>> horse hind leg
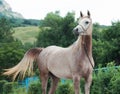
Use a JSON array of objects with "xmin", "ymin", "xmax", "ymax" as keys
[{"xmin": 48, "ymin": 73, "xmax": 60, "ymax": 94}]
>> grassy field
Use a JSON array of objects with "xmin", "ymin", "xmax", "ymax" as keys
[{"xmin": 13, "ymin": 26, "xmax": 40, "ymax": 44}]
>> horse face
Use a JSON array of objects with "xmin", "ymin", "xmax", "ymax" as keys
[{"xmin": 73, "ymin": 11, "xmax": 92, "ymax": 36}]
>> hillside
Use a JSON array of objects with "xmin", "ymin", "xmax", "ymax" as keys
[
  {"xmin": 0, "ymin": 0, "xmax": 23, "ymax": 19},
  {"xmin": 13, "ymin": 26, "xmax": 40, "ymax": 44},
  {"xmin": 0, "ymin": 0, "xmax": 41, "ymax": 27}
]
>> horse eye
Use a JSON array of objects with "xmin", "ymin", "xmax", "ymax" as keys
[{"xmin": 85, "ymin": 21, "xmax": 89, "ymax": 24}]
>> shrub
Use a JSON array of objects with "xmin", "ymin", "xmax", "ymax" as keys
[
  {"xmin": 80, "ymin": 78, "xmax": 85, "ymax": 94},
  {"xmin": 3, "ymin": 82, "xmax": 18, "ymax": 94},
  {"xmin": 110, "ymin": 77, "xmax": 120, "ymax": 94},
  {"xmin": 57, "ymin": 83, "xmax": 74, "ymax": 94},
  {"xmin": 91, "ymin": 62, "xmax": 120, "ymax": 94},
  {"xmin": 28, "ymin": 81, "xmax": 42, "ymax": 94},
  {"xmin": 13, "ymin": 87, "xmax": 26, "ymax": 94},
  {"xmin": 0, "ymin": 80, "xmax": 7, "ymax": 93}
]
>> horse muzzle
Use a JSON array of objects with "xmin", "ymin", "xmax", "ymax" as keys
[{"xmin": 73, "ymin": 25, "xmax": 84, "ymax": 36}]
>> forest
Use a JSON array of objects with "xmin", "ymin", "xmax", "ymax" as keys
[{"xmin": 0, "ymin": 11, "xmax": 120, "ymax": 94}]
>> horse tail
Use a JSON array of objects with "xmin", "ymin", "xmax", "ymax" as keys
[{"xmin": 3, "ymin": 48, "xmax": 43, "ymax": 81}]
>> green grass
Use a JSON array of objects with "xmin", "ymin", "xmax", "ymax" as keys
[
  {"xmin": 12, "ymin": 87, "xmax": 27, "ymax": 94},
  {"xmin": 13, "ymin": 26, "xmax": 40, "ymax": 44}
]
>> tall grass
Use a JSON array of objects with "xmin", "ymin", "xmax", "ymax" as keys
[
  {"xmin": 12, "ymin": 87, "xmax": 26, "ymax": 94},
  {"xmin": 13, "ymin": 26, "xmax": 40, "ymax": 44}
]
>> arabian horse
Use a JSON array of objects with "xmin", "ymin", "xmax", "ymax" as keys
[{"xmin": 3, "ymin": 11, "xmax": 94, "ymax": 94}]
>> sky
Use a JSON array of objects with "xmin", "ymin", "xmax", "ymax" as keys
[{"xmin": 6, "ymin": 0, "xmax": 120, "ymax": 25}]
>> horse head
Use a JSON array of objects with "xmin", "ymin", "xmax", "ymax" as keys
[{"xmin": 73, "ymin": 11, "xmax": 92, "ymax": 36}]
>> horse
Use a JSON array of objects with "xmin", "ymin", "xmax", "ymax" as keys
[{"xmin": 3, "ymin": 11, "xmax": 94, "ymax": 94}]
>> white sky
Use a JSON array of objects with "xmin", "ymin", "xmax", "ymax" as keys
[{"xmin": 6, "ymin": 0, "xmax": 120, "ymax": 25}]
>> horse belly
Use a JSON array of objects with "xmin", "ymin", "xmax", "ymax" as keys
[{"xmin": 48, "ymin": 62, "xmax": 72, "ymax": 79}]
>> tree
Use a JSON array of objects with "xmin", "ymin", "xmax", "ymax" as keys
[
  {"xmin": 0, "ymin": 18, "xmax": 25, "ymax": 80},
  {"xmin": 0, "ymin": 18, "xmax": 14, "ymax": 42},
  {"xmin": 92, "ymin": 23, "xmax": 108, "ymax": 66},
  {"xmin": 36, "ymin": 12, "xmax": 76, "ymax": 47},
  {"xmin": 40, "ymin": 11, "xmax": 63, "ymax": 28},
  {"xmin": 60, "ymin": 12, "xmax": 76, "ymax": 47},
  {"xmin": 0, "ymin": 42, "xmax": 25, "ymax": 80},
  {"xmin": 102, "ymin": 21, "xmax": 120, "ymax": 65},
  {"xmin": 92, "ymin": 21, "xmax": 120, "ymax": 66},
  {"xmin": 92, "ymin": 23, "xmax": 103, "ymax": 40}
]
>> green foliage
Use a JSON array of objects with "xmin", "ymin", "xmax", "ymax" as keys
[
  {"xmin": 0, "ymin": 42, "xmax": 25, "ymax": 80},
  {"xmin": 12, "ymin": 87, "xmax": 26, "ymax": 94},
  {"xmin": 92, "ymin": 21, "xmax": 120, "ymax": 66},
  {"xmin": 102, "ymin": 22, "xmax": 120, "ymax": 64},
  {"xmin": 0, "ymin": 80, "xmax": 26, "ymax": 94},
  {"xmin": 9, "ymin": 18, "xmax": 25, "ymax": 27},
  {"xmin": 91, "ymin": 62, "xmax": 120, "ymax": 94},
  {"xmin": 60, "ymin": 12, "xmax": 76, "ymax": 47},
  {"xmin": 27, "ymin": 79, "xmax": 74, "ymax": 94},
  {"xmin": 1, "ymin": 62, "xmax": 120, "ymax": 94},
  {"xmin": 110, "ymin": 76, "xmax": 120, "ymax": 94},
  {"xmin": 0, "ymin": 18, "xmax": 14, "ymax": 42},
  {"xmin": 28, "ymin": 81, "xmax": 42, "ymax": 94},
  {"xmin": 0, "ymin": 80, "xmax": 7, "ymax": 93},
  {"xmin": 92, "ymin": 39, "xmax": 110, "ymax": 66},
  {"xmin": 9, "ymin": 18, "xmax": 40, "ymax": 27},
  {"xmin": 41, "ymin": 11, "xmax": 62, "ymax": 28},
  {"xmin": 23, "ymin": 19, "xmax": 40, "ymax": 26},
  {"xmin": 36, "ymin": 12, "xmax": 76, "ymax": 47},
  {"xmin": 57, "ymin": 83, "xmax": 74, "ymax": 94},
  {"xmin": 0, "ymin": 17, "xmax": 26, "ymax": 80},
  {"xmin": 92, "ymin": 23, "xmax": 103, "ymax": 40},
  {"xmin": 3, "ymin": 82, "xmax": 18, "ymax": 94}
]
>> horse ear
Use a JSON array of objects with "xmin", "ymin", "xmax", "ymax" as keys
[
  {"xmin": 87, "ymin": 10, "xmax": 90, "ymax": 17},
  {"xmin": 80, "ymin": 11, "xmax": 83, "ymax": 18}
]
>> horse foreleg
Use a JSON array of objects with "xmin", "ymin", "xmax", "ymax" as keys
[
  {"xmin": 84, "ymin": 74, "xmax": 92, "ymax": 94},
  {"xmin": 73, "ymin": 75, "xmax": 81, "ymax": 94},
  {"xmin": 40, "ymin": 72, "xmax": 49, "ymax": 94},
  {"xmin": 48, "ymin": 74, "xmax": 60, "ymax": 94}
]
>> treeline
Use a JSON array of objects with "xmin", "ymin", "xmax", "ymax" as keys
[{"xmin": 0, "ymin": 17, "xmax": 41, "ymax": 27}]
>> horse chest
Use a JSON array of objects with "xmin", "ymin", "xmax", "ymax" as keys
[{"xmin": 70, "ymin": 57, "xmax": 91, "ymax": 77}]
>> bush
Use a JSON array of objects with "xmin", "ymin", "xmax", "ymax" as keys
[
  {"xmin": 109, "ymin": 67, "xmax": 120, "ymax": 94},
  {"xmin": 28, "ymin": 81, "xmax": 42, "ymax": 94},
  {"xmin": 3, "ymin": 82, "xmax": 18, "ymax": 94},
  {"xmin": 0, "ymin": 80, "xmax": 7, "ymax": 93},
  {"xmin": 110, "ymin": 77, "xmax": 120, "ymax": 94},
  {"xmin": 91, "ymin": 62, "xmax": 120, "ymax": 94},
  {"xmin": 4, "ymin": 62, "xmax": 120, "ymax": 94},
  {"xmin": 28, "ymin": 79, "xmax": 74, "ymax": 94},
  {"xmin": 57, "ymin": 83, "xmax": 74, "ymax": 94},
  {"xmin": 13, "ymin": 87, "xmax": 26, "ymax": 94},
  {"xmin": 3, "ymin": 82, "xmax": 13, "ymax": 94}
]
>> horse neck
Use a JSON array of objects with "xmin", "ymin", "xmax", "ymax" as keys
[
  {"xmin": 81, "ymin": 35, "xmax": 92, "ymax": 55},
  {"xmin": 72, "ymin": 34, "xmax": 92, "ymax": 55}
]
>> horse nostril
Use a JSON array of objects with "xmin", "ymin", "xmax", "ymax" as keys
[
  {"xmin": 73, "ymin": 28, "xmax": 79, "ymax": 36},
  {"xmin": 73, "ymin": 28, "xmax": 78, "ymax": 32}
]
